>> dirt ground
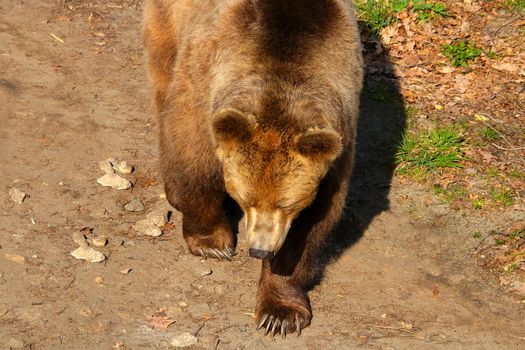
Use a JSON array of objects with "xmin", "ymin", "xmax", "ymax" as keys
[{"xmin": 1, "ymin": 1, "xmax": 524, "ymax": 349}]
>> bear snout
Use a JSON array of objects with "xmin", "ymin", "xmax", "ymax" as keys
[
  {"xmin": 245, "ymin": 208, "xmax": 292, "ymax": 258},
  {"xmin": 248, "ymin": 248, "xmax": 275, "ymax": 260}
]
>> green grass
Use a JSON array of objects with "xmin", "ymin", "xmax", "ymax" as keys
[
  {"xmin": 480, "ymin": 126, "xmax": 501, "ymax": 141},
  {"xmin": 486, "ymin": 167, "xmax": 499, "ymax": 180},
  {"xmin": 405, "ymin": 106, "xmax": 418, "ymax": 119},
  {"xmin": 491, "ymin": 188, "xmax": 515, "ymax": 206},
  {"xmin": 442, "ymin": 40, "xmax": 482, "ymax": 67},
  {"xmin": 507, "ymin": 0, "xmax": 525, "ymax": 10},
  {"xmin": 433, "ymin": 184, "xmax": 467, "ymax": 203},
  {"xmin": 472, "ymin": 198, "xmax": 485, "ymax": 209},
  {"xmin": 506, "ymin": 262, "xmax": 518, "ymax": 273},
  {"xmin": 355, "ymin": 0, "xmax": 399, "ymax": 34},
  {"xmin": 509, "ymin": 169, "xmax": 525, "ymax": 179},
  {"xmin": 472, "ymin": 231, "xmax": 482, "ymax": 239},
  {"xmin": 509, "ymin": 230, "xmax": 524, "ymax": 239},
  {"xmin": 396, "ymin": 126, "xmax": 465, "ymax": 179},
  {"xmin": 413, "ymin": 1, "xmax": 448, "ymax": 21},
  {"xmin": 495, "ymin": 238, "xmax": 506, "ymax": 246},
  {"xmin": 355, "ymin": 0, "xmax": 448, "ymax": 34}
]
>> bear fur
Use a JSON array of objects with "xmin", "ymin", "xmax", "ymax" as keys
[{"xmin": 144, "ymin": 0, "xmax": 363, "ymax": 336}]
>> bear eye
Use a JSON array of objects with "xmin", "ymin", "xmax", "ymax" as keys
[{"xmin": 277, "ymin": 200, "xmax": 296, "ymax": 211}]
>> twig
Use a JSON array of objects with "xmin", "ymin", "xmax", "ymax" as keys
[
  {"xmin": 475, "ymin": 114, "xmax": 525, "ymax": 163},
  {"xmin": 50, "ymin": 33, "xmax": 64, "ymax": 43},
  {"xmin": 194, "ymin": 322, "xmax": 206, "ymax": 337},
  {"xmin": 63, "ymin": 276, "xmax": 76, "ymax": 290},
  {"xmin": 369, "ymin": 325, "xmax": 418, "ymax": 333},
  {"xmin": 491, "ymin": 143, "xmax": 525, "ymax": 151}
]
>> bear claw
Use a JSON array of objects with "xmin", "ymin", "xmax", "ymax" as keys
[
  {"xmin": 257, "ymin": 312, "xmax": 306, "ymax": 337},
  {"xmin": 196, "ymin": 247, "xmax": 235, "ymax": 261}
]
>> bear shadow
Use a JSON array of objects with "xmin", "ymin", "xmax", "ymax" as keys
[
  {"xmin": 314, "ymin": 31, "xmax": 408, "ymax": 285},
  {"xmin": 224, "ymin": 30, "xmax": 407, "ymax": 288}
]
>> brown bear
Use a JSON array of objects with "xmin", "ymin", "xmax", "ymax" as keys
[{"xmin": 144, "ymin": 0, "xmax": 363, "ymax": 337}]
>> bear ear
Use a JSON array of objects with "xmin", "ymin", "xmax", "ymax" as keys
[
  {"xmin": 296, "ymin": 128, "xmax": 343, "ymax": 161},
  {"xmin": 212, "ymin": 108, "xmax": 255, "ymax": 144}
]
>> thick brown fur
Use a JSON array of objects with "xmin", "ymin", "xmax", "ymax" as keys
[{"xmin": 144, "ymin": 0, "xmax": 363, "ymax": 336}]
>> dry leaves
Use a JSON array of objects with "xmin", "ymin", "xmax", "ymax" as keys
[{"xmin": 144, "ymin": 309, "xmax": 175, "ymax": 330}]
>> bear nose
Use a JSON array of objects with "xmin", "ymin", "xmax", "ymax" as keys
[{"xmin": 249, "ymin": 248, "xmax": 274, "ymax": 260}]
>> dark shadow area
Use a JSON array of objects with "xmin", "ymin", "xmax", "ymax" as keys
[{"xmin": 317, "ymin": 29, "xmax": 408, "ymax": 280}]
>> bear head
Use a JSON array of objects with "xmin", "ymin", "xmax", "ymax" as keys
[{"xmin": 212, "ymin": 107, "xmax": 342, "ymax": 259}]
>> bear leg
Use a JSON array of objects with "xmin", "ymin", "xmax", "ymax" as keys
[
  {"xmin": 164, "ymin": 175, "xmax": 235, "ymax": 261},
  {"xmin": 255, "ymin": 152, "xmax": 352, "ymax": 336},
  {"xmin": 255, "ymin": 262, "xmax": 312, "ymax": 337}
]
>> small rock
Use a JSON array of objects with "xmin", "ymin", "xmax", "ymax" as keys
[
  {"xmin": 124, "ymin": 198, "xmax": 144, "ymax": 212},
  {"xmin": 9, "ymin": 188, "xmax": 26, "ymax": 204},
  {"xmin": 95, "ymin": 276, "xmax": 104, "ymax": 285},
  {"xmin": 178, "ymin": 302, "xmax": 188, "ymax": 307},
  {"xmin": 134, "ymin": 219, "xmax": 163, "ymax": 237},
  {"xmin": 144, "ymin": 226, "xmax": 163, "ymax": 237},
  {"xmin": 91, "ymin": 236, "xmax": 108, "ymax": 247},
  {"xmin": 4, "ymin": 253, "xmax": 26, "ymax": 264},
  {"xmin": 71, "ymin": 246, "xmax": 106, "ymax": 263},
  {"xmin": 113, "ymin": 160, "xmax": 133, "ymax": 174},
  {"xmin": 170, "ymin": 333, "xmax": 198, "ymax": 348},
  {"xmin": 72, "ymin": 232, "xmax": 88, "ymax": 246},
  {"xmin": 98, "ymin": 158, "xmax": 116, "ymax": 174},
  {"xmin": 434, "ymin": 104, "xmax": 444, "ymax": 111},
  {"xmin": 119, "ymin": 268, "xmax": 132, "ymax": 275},
  {"xmin": 146, "ymin": 210, "xmax": 169, "ymax": 228},
  {"xmin": 97, "ymin": 173, "xmax": 132, "ymax": 190}
]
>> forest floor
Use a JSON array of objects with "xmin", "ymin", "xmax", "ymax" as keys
[{"xmin": 1, "ymin": 0, "xmax": 524, "ymax": 349}]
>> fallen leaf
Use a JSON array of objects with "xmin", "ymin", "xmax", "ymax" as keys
[{"xmin": 144, "ymin": 314, "xmax": 175, "ymax": 330}]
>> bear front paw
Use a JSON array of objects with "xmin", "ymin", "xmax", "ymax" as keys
[
  {"xmin": 185, "ymin": 232, "xmax": 235, "ymax": 261},
  {"xmin": 256, "ymin": 292, "xmax": 312, "ymax": 337}
]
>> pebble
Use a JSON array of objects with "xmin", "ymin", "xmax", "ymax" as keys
[
  {"xmin": 124, "ymin": 197, "xmax": 144, "ymax": 212},
  {"xmin": 72, "ymin": 232, "xmax": 87, "ymax": 246},
  {"xmin": 8, "ymin": 188, "xmax": 26, "ymax": 204},
  {"xmin": 98, "ymin": 158, "xmax": 115, "ymax": 174},
  {"xmin": 91, "ymin": 236, "xmax": 108, "ymax": 247},
  {"xmin": 134, "ymin": 219, "xmax": 163, "ymax": 237},
  {"xmin": 170, "ymin": 333, "xmax": 198, "ymax": 348},
  {"xmin": 146, "ymin": 210, "xmax": 169, "ymax": 228},
  {"xmin": 144, "ymin": 226, "xmax": 163, "ymax": 237},
  {"xmin": 95, "ymin": 276, "xmax": 104, "ymax": 285},
  {"xmin": 71, "ymin": 246, "xmax": 106, "ymax": 263},
  {"xmin": 97, "ymin": 173, "xmax": 132, "ymax": 190},
  {"xmin": 113, "ymin": 160, "xmax": 133, "ymax": 174}
]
